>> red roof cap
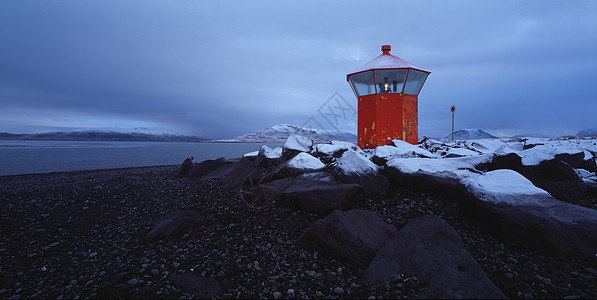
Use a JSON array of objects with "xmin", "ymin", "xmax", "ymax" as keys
[{"xmin": 347, "ymin": 45, "xmax": 430, "ymax": 80}]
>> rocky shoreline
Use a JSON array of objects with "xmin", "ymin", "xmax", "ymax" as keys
[{"xmin": 1, "ymin": 163, "xmax": 596, "ymax": 299}]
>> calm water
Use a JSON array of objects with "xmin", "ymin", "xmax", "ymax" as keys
[{"xmin": 0, "ymin": 140, "xmax": 280, "ymax": 176}]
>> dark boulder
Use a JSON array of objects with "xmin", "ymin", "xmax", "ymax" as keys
[
  {"xmin": 364, "ymin": 215, "xmax": 506, "ymax": 299},
  {"xmin": 201, "ymin": 158, "xmax": 257, "ymax": 188},
  {"xmin": 169, "ymin": 274, "xmax": 222, "ymax": 299},
  {"xmin": 334, "ymin": 171, "xmax": 389, "ymax": 199},
  {"xmin": 144, "ymin": 210, "xmax": 204, "ymax": 241},
  {"xmin": 460, "ymin": 191, "xmax": 597, "ymax": 257},
  {"xmin": 384, "ymin": 163, "xmax": 465, "ymax": 199},
  {"xmin": 188, "ymin": 157, "xmax": 230, "ymax": 178},
  {"xmin": 241, "ymin": 177, "xmax": 293, "ymax": 207},
  {"xmin": 175, "ymin": 157, "xmax": 194, "ymax": 178},
  {"xmin": 282, "ymin": 172, "xmax": 362, "ymax": 215},
  {"xmin": 297, "ymin": 209, "xmax": 397, "ymax": 268},
  {"xmin": 555, "ymin": 152, "xmax": 585, "ymax": 168},
  {"xmin": 476, "ymin": 153, "xmax": 522, "ymax": 172},
  {"xmin": 521, "ymin": 158, "xmax": 586, "ymax": 201},
  {"xmin": 580, "ymin": 156, "xmax": 597, "ymax": 173}
]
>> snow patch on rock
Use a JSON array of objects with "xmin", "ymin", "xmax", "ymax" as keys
[
  {"xmin": 333, "ymin": 150, "xmax": 378, "ymax": 175},
  {"xmin": 386, "ymin": 155, "xmax": 492, "ymax": 180},
  {"xmin": 259, "ymin": 145, "xmax": 283, "ymax": 159},
  {"xmin": 287, "ymin": 152, "xmax": 325, "ymax": 170},
  {"xmin": 283, "ymin": 134, "xmax": 313, "ymax": 153},
  {"xmin": 461, "ymin": 169, "xmax": 552, "ymax": 206}
]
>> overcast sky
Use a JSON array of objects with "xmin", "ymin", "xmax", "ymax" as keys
[{"xmin": 1, "ymin": 0, "xmax": 596, "ymax": 139}]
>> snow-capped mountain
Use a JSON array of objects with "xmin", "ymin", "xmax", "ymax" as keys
[
  {"xmin": 442, "ymin": 129, "xmax": 497, "ymax": 140},
  {"xmin": 577, "ymin": 128, "xmax": 597, "ymax": 137},
  {"xmin": 0, "ymin": 127, "xmax": 205, "ymax": 142},
  {"xmin": 221, "ymin": 124, "xmax": 357, "ymax": 143}
]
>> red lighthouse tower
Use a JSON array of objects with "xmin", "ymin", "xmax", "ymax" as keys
[{"xmin": 347, "ymin": 45, "xmax": 430, "ymax": 149}]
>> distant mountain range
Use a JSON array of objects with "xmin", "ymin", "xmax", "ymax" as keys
[
  {"xmin": 577, "ymin": 128, "xmax": 597, "ymax": 137},
  {"xmin": 440, "ymin": 128, "xmax": 597, "ymax": 140},
  {"xmin": 442, "ymin": 129, "xmax": 497, "ymax": 140},
  {"xmin": 0, "ymin": 127, "xmax": 205, "ymax": 142},
  {"xmin": 216, "ymin": 124, "xmax": 357, "ymax": 143}
]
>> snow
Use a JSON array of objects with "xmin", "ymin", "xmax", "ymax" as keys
[
  {"xmin": 386, "ymin": 155, "xmax": 492, "ymax": 180},
  {"xmin": 330, "ymin": 140, "xmax": 360, "ymax": 150},
  {"xmin": 283, "ymin": 134, "xmax": 313, "ymax": 152},
  {"xmin": 332, "ymin": 149, "xmax": 378, "ymax": 175},
  {"xmin": 575, "ymin": 168, "xmax": 595, "ymax": 179},
  {"xmin": 312, "ymin": 143, "xmax": 349, "ymax": 156},
  {"xmin": 520, "ymin": 144, "xmax": 588, "ymax": 166},
  {"xmin": 465, "ymin": 139, "xmax": 510, "ymax": 154},
  {"xmin": 390, "ymin": 140, "xmax": 435, "ymax": 157},
  {"xmin": 443, "ymin": 147, "xmax": 480, "ymax": 157},
  {"xmin": 375, "ymin": 144, "xmax": 435, "ymax": 161},
  {"xmin": 243, "ymin": 151, "xmax": 259, "ymax": 158},
  {"xmin": 461, "ymin": 169, "xmax": 552, "ymax": 206},
  {"xmin": 259, "ymin": 145, "xmax": 282, "ymax": 159},
  {"xmin": 287, "ymin": 152, "xmax": 325, "ymax": 170}
]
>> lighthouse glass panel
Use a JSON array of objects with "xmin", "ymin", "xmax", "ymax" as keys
[
  {"xmin": 374, "ymin": 69, "xmax": 407, "ymax": 94},
  {"xmin": 404, "ymin": 70, "xmax": 429, "ymax": 95},
  {"xmin": 349, "ymin": 71, "xmax": 375, "ymax": 96}
]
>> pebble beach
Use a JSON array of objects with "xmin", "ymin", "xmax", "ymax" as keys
[{"xmin": 1, "ymin": 165, "xmax": 596, "ymax": 299}]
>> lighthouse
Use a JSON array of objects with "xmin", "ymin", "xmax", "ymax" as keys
[{"xmin": 347, "ymin": 45, "xmax": 430, "ymax": 149}]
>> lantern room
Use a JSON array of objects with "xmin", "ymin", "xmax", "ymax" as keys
[{"xmin": 347, "ymin": 45, "xmax": 430, "ymax": 149}]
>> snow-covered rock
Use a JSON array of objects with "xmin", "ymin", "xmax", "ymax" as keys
[
  {"xmin": 461, "ymin": 170, "xmax": 552, "ymax": 206},
  {"xmin": 283, "ymin": 134, "xmax": 313, "ymax": 153},
  {"xmin": 286, "ymin": 152, "xmax": 325, "ymax": 171},
  {"xmin": 520, "ymin": 144, "xmax": 589, "ymax": 166},
  {"xmin": 254, "ymin": 145, "xmax": 284, "ymax": 168},
  {"xmin": 442, "ymin": 147, "xmax": 480, "ymax": 158},
  {"xmin": 242, "ymin": 151, "xmax": 259, "ymax": 159},
  {"xmin": 332, "ymin": 150, "xmax": 378, "ymax": 175},
  {"xmin": 386, "ymin": 155, "xmax": 492, "ymax": 181},
  {"xmin": 312, "ymin": 143, "xmax": 349, "ymax": 157}
]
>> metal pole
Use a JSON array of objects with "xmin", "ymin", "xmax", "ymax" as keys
[{"xmin": 451, "ymin": 106, "xmax": 455, "ymax": 141}]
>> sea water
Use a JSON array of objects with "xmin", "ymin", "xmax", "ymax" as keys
[{"xmin": 0, "ymin": 140, "xmax": 280, "ymax": 176}]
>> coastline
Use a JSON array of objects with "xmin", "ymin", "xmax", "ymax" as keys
[{"xmin": 0, "ymin": 165, "xmax": 596, "ymax": 299}]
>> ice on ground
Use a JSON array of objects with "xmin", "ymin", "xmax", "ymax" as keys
[
  {"xmin": 287, "ymin": 152, "xmax": 325, "ymax": 170},
  {"xmin": 332, "ymin": 149, "xmax": 378, "ymax": 175},
  {"xmin": 259, "ymin": 145, "xmax": 283, "ymax": 159},
  {"xmin": 461, "ymin": 169, "xmax": 551, "ymax": 206},
  {"xmin": 283, "ymin": 134, "xmax": 313, "ymax": 152}
]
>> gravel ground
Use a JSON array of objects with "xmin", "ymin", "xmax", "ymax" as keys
[{"xmin": 0, "ymin": 165, "xmax": 595, "ymax": 299}]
